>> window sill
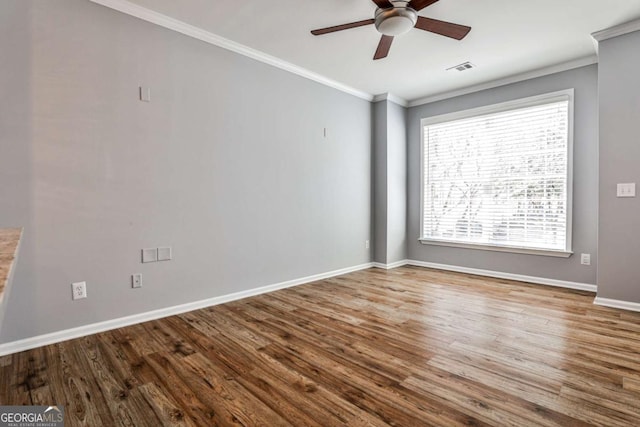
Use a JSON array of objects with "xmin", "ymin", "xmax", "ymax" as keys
[{"xmin": 418, "ymin": 238, "xmax": 573, "ymax": 258}]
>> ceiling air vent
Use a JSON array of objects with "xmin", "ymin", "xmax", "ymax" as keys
[{"xmin": 447, "ymin": 62, "xmax": 475, "ymax": 72}]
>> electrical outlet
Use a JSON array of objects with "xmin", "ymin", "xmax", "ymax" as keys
[
  {"xmin": 365, "ymin": 240, "xmax": 370, "ymax": 249},
  {"xmin": 71, "ymin": 281, "xmax": 87, "ymax": 300},
  {"xmin": 581, "ymin": 253, "xmax": 591, "ymax": 266},
  {"xmin": 132, "ymin": 273, "xmax": 142, "ymax": 288}
]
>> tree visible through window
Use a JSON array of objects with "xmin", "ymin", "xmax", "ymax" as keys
[{"xmin": 421, "ymin": 91, "xmax": 572, "ymax": 255}]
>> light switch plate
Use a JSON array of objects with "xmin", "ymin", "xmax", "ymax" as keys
[
  {"xmin": 580, "ymin": 253, "xmax": 591, "ymax": 266},
  {"xmin": 617, "ymin": 183, "xmax": 636, "ymax": 198},
  {"xmin": 139, "ymin": 86, "xmax": 151, "ymax": 102},
  {"xmin": 142, "ymin": 248, "xmax": 158, "ymax": 263},
  {"xmin": 157, "ymin": 247, "xmax": 172, "ymax": 261}
]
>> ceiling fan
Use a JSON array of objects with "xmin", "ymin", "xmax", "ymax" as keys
[{"xmin": 310, "ymin": 0, "xmax": 471, "ymax": 60}]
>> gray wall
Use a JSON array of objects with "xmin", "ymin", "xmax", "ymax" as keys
[
  {"xmin": 407, "ymin": 65, "xmax": 599, "ymax": 284},
  {"xmin": 598, "ymin": 30, "xmax": 640, "ymax": 301},
  {"xmin": 0, "ymin": 1, "xmax": 32, "ymax": 329},
  {"xmin": 373, "ymin": 101, "xmax": 388, "ymax": 263},
  {"xmin": 386, "ymin": 101, "xmax": 407, "ymax": 264},
  {"xmin": 0, "ymin": 0, "xmax": 372, "ymax": 342},
  {"xmin": 372, "ymin": 100, "xmax": 407, "ymax": 264}
]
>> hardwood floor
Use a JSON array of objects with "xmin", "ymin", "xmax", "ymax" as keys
[{"xmin": 2, "ymin": 266, "xmax": 640, "ymax": 426}]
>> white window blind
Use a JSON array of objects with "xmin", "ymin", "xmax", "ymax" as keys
[{"xmin": 421, "ymin": 92, "xmax": 572, "ymax": 255}]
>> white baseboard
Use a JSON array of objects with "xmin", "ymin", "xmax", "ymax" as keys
[
  {"xmin": 593, "ymin": 297, "xmax": 640, "ymax": 313},
  {"xmin": 0, "ymin": 259, "xmax": 601, "ymax": 356},
  {"xmin": 372, "ymin": 260, "xmax": 409, "ymax": 270},
  {"xmin": 0, "ymin": 262, "xmax": 374, "ymax": 357},
  {"xmin": 405, "ymin": 260, "xmax": 597, "ymax": 293}
]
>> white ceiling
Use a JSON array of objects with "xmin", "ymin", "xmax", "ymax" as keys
[{"xmin": 122, "ymin": 0, "xmax": 640, "ymax": 102}]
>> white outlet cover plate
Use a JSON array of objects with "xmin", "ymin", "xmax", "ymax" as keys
[
  {"xmin": 158, "ymin": 247, "xmax": 172, "ymax": 261},
  {"xmin": 72, "ymin": 281, "xmax": 87, "ymax": 300},
  {"xmin": 132, "ymin": 273, "xmax": 142, "ymax": 288},
  {"xmin": 142, "ymin": 248, "xmax": 158, "ymax": 263}
]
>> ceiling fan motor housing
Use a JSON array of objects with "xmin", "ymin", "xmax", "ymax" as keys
[{"xmin": 374, "ymin": 1, "xmax": 418, "ymax": 36}]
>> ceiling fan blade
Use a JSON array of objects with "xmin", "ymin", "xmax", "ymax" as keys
[
  {"xmin": 371, "ymin": 0, "xmax": 394, "ymax": 9},
  {"xmin": 414, "ymin": 16, "xmax": 471, "ymax": 40},
  {"xmin": 374, "ymin": 35, "xmax": 394, "ymax": 60},
  {"xmin": 407, "ymin": 0, "xmax": 439, "ymax": 11},
  {"xmin": 311, "ymin": 19, "xmax": 375, "ymax": 36}
]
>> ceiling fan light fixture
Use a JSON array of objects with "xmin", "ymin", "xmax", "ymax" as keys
[
  {"xmin": 309, "ymin": 0, "xmax": 471, "ymax": 61},
  {"xmin": 374, "ymin": 5, "xmax": 418, "ymax": 36}
]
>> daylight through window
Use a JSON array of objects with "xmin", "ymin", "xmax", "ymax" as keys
[{"xmin": 421, "ymin": 91, "xmax": 573, "ymax": 256}]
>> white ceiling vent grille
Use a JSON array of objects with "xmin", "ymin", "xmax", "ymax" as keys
[{"xmin": 447, "ymin": 62, "xmax": 475, "ymax": 72}]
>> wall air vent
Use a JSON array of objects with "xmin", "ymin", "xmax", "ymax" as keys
[{"xmin": 447, "ymin": 62, "xmax": 475, "ymax": 72}]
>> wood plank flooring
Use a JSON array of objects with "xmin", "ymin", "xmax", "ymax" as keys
[{"xmin": 2, "ymin": 266, "xmax": 640, "ymax": 426}]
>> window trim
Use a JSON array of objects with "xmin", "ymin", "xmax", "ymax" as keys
[{"xmin": 419, "ymin": 89, "xmax": 574, "ymax": 257}]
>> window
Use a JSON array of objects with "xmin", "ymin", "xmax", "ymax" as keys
[{"xmin": 420, "ymin": 90, "xmax": 573, "ymax": 257}]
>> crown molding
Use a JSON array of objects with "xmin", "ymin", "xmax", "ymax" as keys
[
  {"xmin": 372, "ymin": 93, "xmax": 409, "ymax": 107},
  {"xmin": 87, "ymin": 0, "xmax": 609, "ymax": 109},
  {"xmin": 408, "ymin": 55, "xmax": 598, "ymax": 107},
  {"xmin": 89, "ymin": 0, "xmax": 374, "ymax": 102},
  {"xmin": 592, "ymin": 19, "xmax": 640, "ymax": 42}
]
